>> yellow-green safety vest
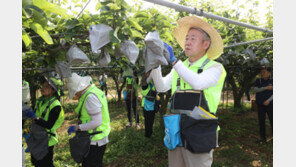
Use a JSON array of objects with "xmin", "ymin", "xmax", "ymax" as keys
[
  {"xmin": 74, "ymin": 84, "xmax": 111, "ymax": 141},
  {"xmin": 141, "ymin": 81, "xmax": 156, "ymax": 107},
  {"xmin": 125, "ymin": 77, "xmax": 138, "ymax": 96},
  {"xmin": 34, "ymin": 96, "xmax": 65, "ymax": 147},
  {"xmin": 171, "ymin": 55, "xmax": 227, "ymax": 114}
]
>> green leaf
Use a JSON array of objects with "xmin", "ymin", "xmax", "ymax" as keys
[
  {"xmin": 135, "ymin": 12, "xmax": 148, "ymax": 18},
  {"xmin": 26, "ymin": 5, "xmax": 48, "ymax": 27},
  {"xmin": 30, "ymin": 22, "xmax": 53, "ymax": 44},
  {"xmin": 23, "ymin": 0, "xmax": 33, "ymax": 7},
  {"xmin": 130, "ymin": 29, "xmax": 142, "ymax": 38},
  {"xmin": 33, "ymin": 0, "xmax": 70, "ymax": 18},
  {"xmin": 161, "ymin": 20, "xmax": 172, "ymax": 28},
  {"xmin": 65, "ymin": 19, "xmax": 79, "ymax": 29},
  {"xmin": 22, "ymin": 29, "xmax": 32, "ymax": 47},
  {"xmin": 127, "ymin": 18, "xmax": 143, "ymax": 31},
  {"xmin": 24, "ymin": 5, "xmax": 47, "ymax": 20},
  {"xmin": 109, "ymin": 30, "xmax": 119, "ymax": 44},
  {"xmin": 164, "ymin": 31, "xmax": 173, "ymax": 42},
  {"xmin": 109, "ymin": 3, "xmax": 120, "ymax": 10},
  {"xmin": 23, "ymin": 8, "xmax": 33, "ymax": 18},
  {"xmin": 75, "ymin": 4, "xmax": 83, "ymax": 8},
  {"xmin": 101, "ymin": 1, "xmax": 112, "ymax": 6},
  {"xmin": 95, "ymin": 2, "xmax": 102, "ymax": 11},
  {"xmin": 100, "ymin": 5, "xmax": 110, "ymax": 12}
]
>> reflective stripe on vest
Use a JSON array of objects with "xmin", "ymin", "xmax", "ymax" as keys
[
  {"xmin": 74, "ymin": 84, "xmax": 111, "ymax": 141},
  {"xmin": 35, "ymin": 96, "xmax": 65, "ymax": 147},
  {"xmin": 171, "ymin": 55, "xmax": 226, "ymax": 114},
  {"xmin": 141, "ymin": 81, "xmax": 156, "ymax": 107}
]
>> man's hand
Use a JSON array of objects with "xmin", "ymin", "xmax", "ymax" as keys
[
  {"xmin": 163, "ymin": 42, "xmax": 177, "ymax": 64},
  {"xmin": 265, "ymin": 85, "xmax": 273, "ymax": 90},
  {"xmin": 263, "ymin": 100, "xmax": 270, "ymax": 106}
]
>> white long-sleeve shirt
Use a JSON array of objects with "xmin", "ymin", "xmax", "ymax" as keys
[
  {"xmin": 78, "ymin": 89, "xmax": 109, "ymax": 146},
  {"xmin": 150, "ymin": 59, "xmax": 223, "ymax": 92}
]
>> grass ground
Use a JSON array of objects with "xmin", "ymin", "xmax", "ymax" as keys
[{"xmin": 23, "ymin": 100, "xmax": 273, "ymax": 167}]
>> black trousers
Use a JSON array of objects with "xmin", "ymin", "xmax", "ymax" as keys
[
  {"xmin": 31, "ymin": 146, "xmax": 54, "ymax": 167},
  {"xmin": 257, "ymin": 103, "xmax": 273, "ymax": 140},
  {"xmin": 143, "ymin": 109, "xmax": 156, "ymax": 138},
  {"xmin": 125, "ymin": 98, "xmax": 139, "ymax": 123},
  {"xmin": 100, "ymin": 84, "xmax": 107, "ymax": 96},
  {"xmin": 82, "ymin": 144, "xmax": 107, "ymax": 167}
]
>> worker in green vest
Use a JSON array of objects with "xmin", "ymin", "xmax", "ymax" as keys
[
  {"xmin": 147, "ymin": 16, "xmax": 226, "ymax": 167},
  {"xmin": 123, "ymin": 74, "xmax": 139, "ymax": 127},
  {"xmin": 66, "ymin": 73, "xmax": 111, "ymax": 167},
  {"xmin": 24, "ymin": 76, "xmax": 64, "ymax": 167},
  {"xmin": 141, "ymin": 72, "xmax": 159, "ymax": 138},
  {"xmin": 22, "ymin": 80, "xmax": 31, "ymax": 167}
]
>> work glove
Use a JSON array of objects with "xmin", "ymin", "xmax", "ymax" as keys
[
  {"xmin": 163, "ymin": 42, "xmax": 177, "ymax": 64},
  {"xmin": 67, "ymin": 126, "xmax": 77, "ymax": 135},
  {"xmin": 25, "ymin": 110, "xmax": 36, "ymax": 119}
]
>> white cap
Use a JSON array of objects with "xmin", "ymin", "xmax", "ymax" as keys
[{"xmin": 66, "ymin": 73, "xmax": 92, "ymax": 99}]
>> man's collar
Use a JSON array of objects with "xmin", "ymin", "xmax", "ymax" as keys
[{"xmin": 185, "ymin": 54, "xmax": 208, "ymax": 67}]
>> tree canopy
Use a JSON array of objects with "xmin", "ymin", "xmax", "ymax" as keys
[{"xmin": 22, "ymin": 0, "xmax": 273, "ymax": 109}]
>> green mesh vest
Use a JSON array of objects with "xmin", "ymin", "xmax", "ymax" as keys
[
  {"xmin": 74, "ymin": 84, "xmax": 111, "ymax": 141},
  {"xmin": 171, "ymin": 55, "xmax": 226, "ymax": 114},
  {"xmin": 34, "ymin": 96, "xmax": 65, "ymax": 147},
  {"xmin": 125, "ymin": 77, "xmax": 138, "ymax": 96},
  {"xmin": 141, "ymin": 81, "xmax": 156, "ymax": 107}
]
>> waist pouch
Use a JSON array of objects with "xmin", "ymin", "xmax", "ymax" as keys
[
  {"xmin": 163, "ymin": 114, "xmax": 183, "ymax": 150},
  {"xmin": 123, "ymin": 90, "xmax": 127, "ymax": 100},
  {"xmin": 170, "ymin": 90, "xmax": 209, "ymax": 115},
  {"xmin": 144, "ymin": 98, "xmax": 155, "ymax": 111},
  {"xmin": 26, "ymin": 123, "xmax": 49, "ymax": 160},
  {"xmin": 180, "ymin": 114, "xmax": 218, "ymax": 153},
  {"xmin": 69, "ymin": 131, "xmax": 102, "ymax": 163}
]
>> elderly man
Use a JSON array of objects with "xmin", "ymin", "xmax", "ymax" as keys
[
  {"xmin": 148, "ymin": 16, "xmax": 226, "ymax": 167},
  {"xmin": 66, "ymin": 73, "xmax": 111, "ymax": 167}
]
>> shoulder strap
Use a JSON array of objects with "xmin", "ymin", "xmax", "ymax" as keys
[
  {"xmin": 41, "ymin": 98, "xmax": 57, "ymax": 119},
  {"xmin": 177, "ymin": 58, "xmax": 210, "ymax": 89},
  {"xmin": 197, "ymin": 58, "xmax": 210, "ymax": 74}
]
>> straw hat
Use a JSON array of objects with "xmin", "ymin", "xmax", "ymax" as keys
[{"xmin": 173, "ymin": 16, "xmax": 223, "ymax": 60}]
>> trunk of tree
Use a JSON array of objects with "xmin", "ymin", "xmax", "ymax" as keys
[
  {"xmin": 111, "ymin": 74, "xmax": 125, "ymax": 105},
  {"xmin": 226, "ymin": 67, "xmax": 261, "ymax": 110},
  {"xmin": 30, "ymin": 85, "xmax": 37, "ymax": 108}
]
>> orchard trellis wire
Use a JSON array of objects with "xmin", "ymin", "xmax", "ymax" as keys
[
  {"xmin": 23, "ymin": 0, "xmax": 273, "ymax": 110},
  {"xmin": 142, "ymin": 0, "xmax": 273, "ymax": 34}
]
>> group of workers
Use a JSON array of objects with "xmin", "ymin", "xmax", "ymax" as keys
[{"xmin": 22, "ymin": 15, "xmax": 272, "ymax": 167}]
